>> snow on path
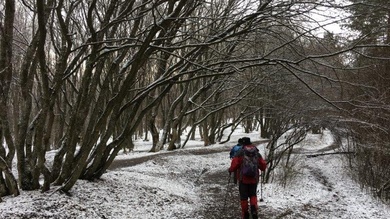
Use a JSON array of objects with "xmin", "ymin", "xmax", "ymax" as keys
[{"xmin": 260, "ymin": 131, "xmax": 390, "ymax": 219}]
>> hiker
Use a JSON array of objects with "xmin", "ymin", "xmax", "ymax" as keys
[
  {"xmin": 230, "ymin": 138, "xmax": 243, "ymax": 159},
  {"xmin": 228, "ymin": 137, "xmax": 267, "ymax": 219},
  {"xmin": 229, "ymin": 138, "xmax": 243, "ymax": 184}
]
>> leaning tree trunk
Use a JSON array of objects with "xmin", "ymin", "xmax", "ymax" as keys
[
  {"xmin": 0, "ymin": 157, "xmax": 19, "ymax": 197},
  {"xmin": 149, "ymin": 114, "xmax": 160, "ymax": 150}
]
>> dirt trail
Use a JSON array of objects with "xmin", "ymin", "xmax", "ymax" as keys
[{"xmin": 194, "ymin": 168, "xmax": 281, "ymax": 219}]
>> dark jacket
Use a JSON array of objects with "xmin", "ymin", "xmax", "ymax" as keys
[{"xmin": 228, "ymin": 144, "xmax": 267, "ymax": 184}]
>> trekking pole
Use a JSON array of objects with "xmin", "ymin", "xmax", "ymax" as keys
[
  {"xmin": 260, "ymin": 173, "xmax": 264, "ymax": 202},
  {"xmin": 222, "ymin": 172, "xmax": 232, "ymax": 213}
]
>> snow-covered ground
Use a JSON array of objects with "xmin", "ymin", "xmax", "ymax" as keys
[
  {"xmin": 261, "ymin": 131, "xmax": 390, "ymax": 218},
  {"xmin": 1, "ymin": 129, "xmax": 390, "ymax": 218}
]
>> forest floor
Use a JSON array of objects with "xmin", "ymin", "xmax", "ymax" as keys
[
  {"xmin": 2, "ymin": 136, "xmax": 389, "ymax": 219},
  {"xmin": 107, "ymin": 139, "xmax": 390, "ymax": 219},
  {"xmin": 106, "ymin": 140, "xmax": 317, "ymax": 219},
  {"xmin": 108, "ymin": 146, "xmax": 243, "ymax": 218},
  {"xmin": 107, "ymin": 141, "xmax": 271, "ymax": 218}
]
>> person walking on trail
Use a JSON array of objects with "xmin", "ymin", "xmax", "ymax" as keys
[
  {"xmin": 230, "ymin": 138, "xmax": 243, "ymax": 159},
  {"xmin": 228, "ymin": 137, "xmax": 267, "ymax": 219},
  {"xmin": 229, "ymin": 138, "xmax": 244, "ymax": 184}
]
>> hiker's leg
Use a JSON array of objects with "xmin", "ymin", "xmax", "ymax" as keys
[
  {"xmin": 249, "ymin": 196, "xmax": 258, "ymax": 209},
  {"xmin": 240, "ymin": 200, "xmax": 249, "ymax": 219},
  {"xmin": 248, "ymin": 184, "xmax": 258, "ymax": 218},
  {"xmin": 250, "ymin": 197, "xmax": 258, "ymax": 219},
  {"xmin": 239, "ymin": 182, "xmax": 250, "ymax": 219}
]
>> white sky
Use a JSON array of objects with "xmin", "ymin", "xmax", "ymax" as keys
[{"xmin": 306, "ymin": 0, "xmax": 352, "ymax": 37}]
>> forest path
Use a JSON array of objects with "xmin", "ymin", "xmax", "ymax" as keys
[
  {"xmin": 107, "ymin": 140, "xmax": 360, "ymax": 219},
  {"xmin": 108, "ymin": 140, "xmax": 270, "ymax": 171},
  {"xmin": 107, "ymin": 140, "xmax": 268, "ymax": 218}
]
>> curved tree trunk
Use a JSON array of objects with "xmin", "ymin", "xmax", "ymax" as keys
[{"xmin": 0, "ymin": 157, "xmax": 19, "ymax": 197}]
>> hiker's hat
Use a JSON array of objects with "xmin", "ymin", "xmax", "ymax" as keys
[{"xmin": 241, "ymin": 137, "xmax": 251, "ymax": 145}]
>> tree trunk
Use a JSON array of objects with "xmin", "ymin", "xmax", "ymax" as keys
[
  {"xmin": 0, "ymin": 0, "xmax": 16, "ymax": 197},
  {"xmin": 0, "ymin": 157, "xmax": 19, "ymax": 197},
  {"xmin": 149, "ymin": 114, "xmax": 160, "ymax": 151}
]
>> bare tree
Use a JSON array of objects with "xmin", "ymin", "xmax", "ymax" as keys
[
  {"xmin": 337, "ymin": 0, "xmax": 390, "ymax": 201},
  {"xmin": 2, "ymin": 0, "xmax": 380, "ymax": 197}
]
